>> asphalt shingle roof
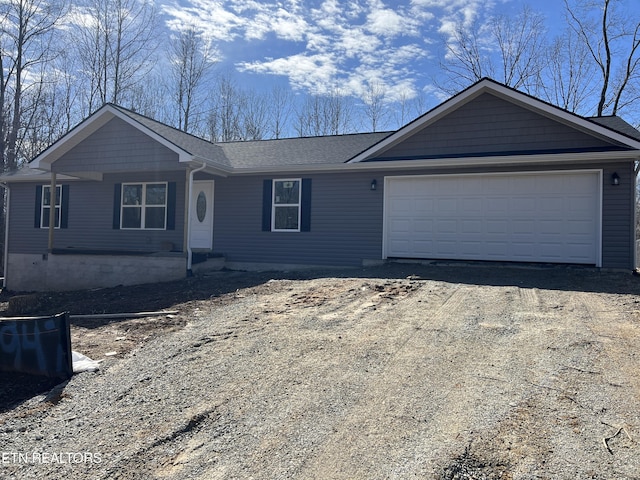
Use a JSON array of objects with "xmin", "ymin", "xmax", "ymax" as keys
[
  {"xmin": 4, "ymin": 96, "xmax": 640, "ymax": 182},
  {"xmin": 112, "ymin": 105, "xmax": 391, "ymax": 168},
  {"xmin": 588, "ymin": 116, "xmax": 640, "ymax": 142},
  {"xmin": 219, "ymin": 133, "xmax": 391, "ymax": 168}
]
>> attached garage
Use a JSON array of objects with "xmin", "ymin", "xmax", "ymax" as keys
[{"xmin": 384, "ymin": 171, "xmax": 602, "ymax": 266}]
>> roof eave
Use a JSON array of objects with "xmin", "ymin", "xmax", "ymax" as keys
[{"xmin": 228, "ymin": 150, "xmax": 640, "ymax": 175}]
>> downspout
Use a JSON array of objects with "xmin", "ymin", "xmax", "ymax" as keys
[
  {"xmin": 0, "ymin": 182, "xmax": 9, "ymax": 289},
  {"xmin": 186, "ymin": 161, "xmax": 207, "ymax": 275}
]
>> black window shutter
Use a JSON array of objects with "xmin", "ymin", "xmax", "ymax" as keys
[
  {"xmin": 262, "ymin": 179, "xmax": 272, "ymax": 231},
  {"xmin": 166, "ymin": 182, "xmax": 176, "ymax": 230},
  {"xmin": 301, "ymin": 178, "xmax": 312, "ymax": 232},
  {"xmin": 113, "ymin": 183, "xmax": 122, "ymax": 229},
  {"xmin": 34, "ymin": 185, "xmax": 43, "ymax": 228},
  {"xmin": 61, "ymin": 185, "xmax": 70, "ymax": 229}
]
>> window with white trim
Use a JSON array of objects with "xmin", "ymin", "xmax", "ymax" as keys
[
  {"xmin": 121, "ymin": 182, "xmax": 168, "ymax": 229},
  {"xmin": 41, "ymin": 185, "xmax": 62, "ymax": 229},
  {"xmin": 272, "ymin": 179, "xmax": 301, "ymax": 231}
]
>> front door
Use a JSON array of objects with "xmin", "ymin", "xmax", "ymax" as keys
[{"xmin": 189, "ymin": 180, "xmax": 214, "ymax": 250}]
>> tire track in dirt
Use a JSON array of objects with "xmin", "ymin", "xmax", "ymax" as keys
[
  {"xmin": 459, "ymin": 288, "xmax": 640, "ymax": 479},
  {"xmin": 564, "ymin": 291, "xmax": 640, "ymax": 474},
  {"xmin": 297, "ymin": 284, "xmax": 525, "ymax": 479}
]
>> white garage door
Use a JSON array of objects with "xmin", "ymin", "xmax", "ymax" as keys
[{"xmin": 384, "ymin": 171, "xmax": 601, "ymax": 265}]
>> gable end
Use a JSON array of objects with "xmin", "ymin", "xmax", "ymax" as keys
[{"xmin": 367, "ymin": 93, "xmax": 628, "ymax": 162}]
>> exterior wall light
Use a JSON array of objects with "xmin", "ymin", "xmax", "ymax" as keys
[
  {"xmin": 612, "ymin": 172, "xmax": 620, "ymax": 185},
  {"xmin": 371, "ymin": 179, "xmax": 377, "ymax": 191}
]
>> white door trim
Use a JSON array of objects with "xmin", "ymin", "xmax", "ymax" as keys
[{"xmin": 189, "ymin": 180, "xmax": 215, "ymax": 250}]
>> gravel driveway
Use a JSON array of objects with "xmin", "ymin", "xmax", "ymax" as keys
[{"xmin": 1, "ymin": 264, "xmax": 639, "ymax": 479}]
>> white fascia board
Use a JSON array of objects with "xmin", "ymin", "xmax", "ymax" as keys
[
  {"xmin": 230, "ymin": 150, "xmax": 640, "ymax": 175},
  {"xmin": 347, "ymin": 79, "xmax": 640, "ymax": 164}
]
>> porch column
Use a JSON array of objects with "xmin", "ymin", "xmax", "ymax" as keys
[
  {"xmin": 183, "ymin": 168, "xmax": 190, "ymax": 253},
  {"xmin": 48, "ymin": 172, "xmax": 57, "ymax": 252}
]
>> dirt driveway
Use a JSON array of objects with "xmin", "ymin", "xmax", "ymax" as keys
[{"xmin": 1, "ymin": 264, "xmax": 639, "ymax": 479}]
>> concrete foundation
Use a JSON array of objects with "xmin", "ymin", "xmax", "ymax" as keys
[{"xmin": 6, "ymin": 253, "xmax": 187, "ymax": 292}]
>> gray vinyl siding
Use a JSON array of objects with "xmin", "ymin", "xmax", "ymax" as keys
[
  {"xmin": 214, "ymin": 173, "xmax": 384, "ymax": 266},
  {"xmin": 601, "ymin": 162, "xmax": 634, "ymax": 269},
  {"xmin": 53, "ymin": 118, "xmax": 181, "ymax": 173},
  {"xmin": 213, "ymin": 161, "xmax": 636, "ymax": 270},
  {"xmin": 374, "ymin": 93, "xmax": 618, "ymax": 160},
  {"xmin": 8, "ymin": 171, "xmax": 186, "ymax": 255}
]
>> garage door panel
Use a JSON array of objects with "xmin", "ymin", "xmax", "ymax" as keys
[
  {"xmin": 436, "ymin": 219, "xmax": 457, "ymax": 233},
  {"xmin": 389, "ymin": 197, "xmax": 414, "ymax": 214},
  {"xmin": 413, "ymin": 240, "xmax": 434, "ymax": 255},
  {"xmin": 385, "ymin": 172, "xmax": 599, "ymax": 265},
  {"xmin": 414, "ymin": 219, "xmax": 434, "ymax": 233},
  {"xmin": 415, "ymin": 198, "xmax": 435, "ymax": 214},
  {"xmin": 389, "ymin": 218, "xmax": 411, "ymax": 233},
  {"xmin": 461, "ymin": 220, "xmax": 483, "ymax": 234},
  {"xmin": 486, "ymin": 220, "xmax": 508, "ymax": 234},
  {"xmin": 510, "ymin": 197, "xmax": 537, "ymax": 213},
  {"xmin": 512, "ymin": 219, "xmax": 535, "ymax": 234},
  {"xmin": 512, "ymin": 243, "xmax": 536, "ymax": 257},
  {"xmin": 567, "ymin": 220, "xmax": 594, "ymax": 235},
  {"xmin": 485, "ymin": 197, "xmax": 508, "ymax": 213},
  {"xmin": 461, "ymin": 198, "xmax": 483, "ymax": 212}
]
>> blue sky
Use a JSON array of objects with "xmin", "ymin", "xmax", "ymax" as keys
[
  {"xmin": 149, "ymin": 0, "xmax": 640, "ymax": 131},
  {"xmin": 155, "ymin": 0, "xmax": 614, "ymax": 96}
]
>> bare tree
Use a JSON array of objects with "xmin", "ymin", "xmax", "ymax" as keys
[
  {"xmin": 295, "ymin": 90, "xmax": 353, "ymax": 137},
  {"xmin": 438, "ymin": 5, "xmax": 546, "ymax": 95},
  {"xmin": 269, "ymin": 85, "xmax": 293, "ymax": 139},
  {"xmin": 240, "ymin": 89, "xmax": 268, "ymax": 140},
  {"xmin": 438, "ymin": 20, "xmax": 494, "ymax": 93},
  {"xmin": 542, "ymin": 30, "xmax": 598, "ymax": 112},
  {"xmin": 491, "ymin": 6, "xmax": 546, "ymax": 93},
  {"xmin": 362, "ymin": 81, "xmax": 388, "ymax": 132},
  {"xmin": 564, "ymin": 0, "xmax": 640, "ymax": 116},
  {"xmin": 0, "ymin": 0, "xmax": 65, "ymax": 171},
  {"xmin": 167, "ymin": 27, "xmax": 215, "ymax": 133},
  {"xmin": 206, "ymin": 73, "xmax": 243, "ymax": 142},
  {"xmin": 70, "ymin": 0, "xmax": 158, "ymax": 114}
]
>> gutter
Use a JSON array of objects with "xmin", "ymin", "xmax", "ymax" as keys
[
  {"xmin": 186, "ymin": 161, "xmax": 208, "ymax": 274},
  {"xmin": 0, "ymin": 182, "xmax": 9, "ymax": 289}
]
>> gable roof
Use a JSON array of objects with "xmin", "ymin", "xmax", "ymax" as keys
[
  {"xmin": 108, "ymin": 105, "xmax": 232, "ymax": 167},
  {"xmin": 26, "ymin": 103, "xmax": 390, "ymax": 176},
  {"xmin": 347, "ymin": 78, "xmax": 640, "ymax": 163},
  {"xmin": 9, "ymin": 77, "xmax": 640, "ymax": 182}
]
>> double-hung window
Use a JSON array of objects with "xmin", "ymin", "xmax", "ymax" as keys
[
  {"xmin": 121, "ymin": 182, "xmax": 167, "ymax": 229},
  {"xmin": 40, "ymin": 185, "xmax": 62, "ymax": 228},
  {"xmin": 272, "ymin": 179, "xmax": 301, "ymax": 231}
]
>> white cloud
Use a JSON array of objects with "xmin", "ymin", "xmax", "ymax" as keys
[
  {"xmin": 246, "ymin": 7, "xmax": 309, "ymax": 41},
  {"xmin": 366, "ymin": 8, "xmax": 406, "ymax": 37},
  {"xmin": 163, "ymin": 0, "xmax": 246, "ymax": 41},
  {"xmin": 161, "ymin": 0, "xmax": 505, "ymax": 103},
  {"xmin": 239, "ymin": 53, "xmax": 338, "ymax": 93}
]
